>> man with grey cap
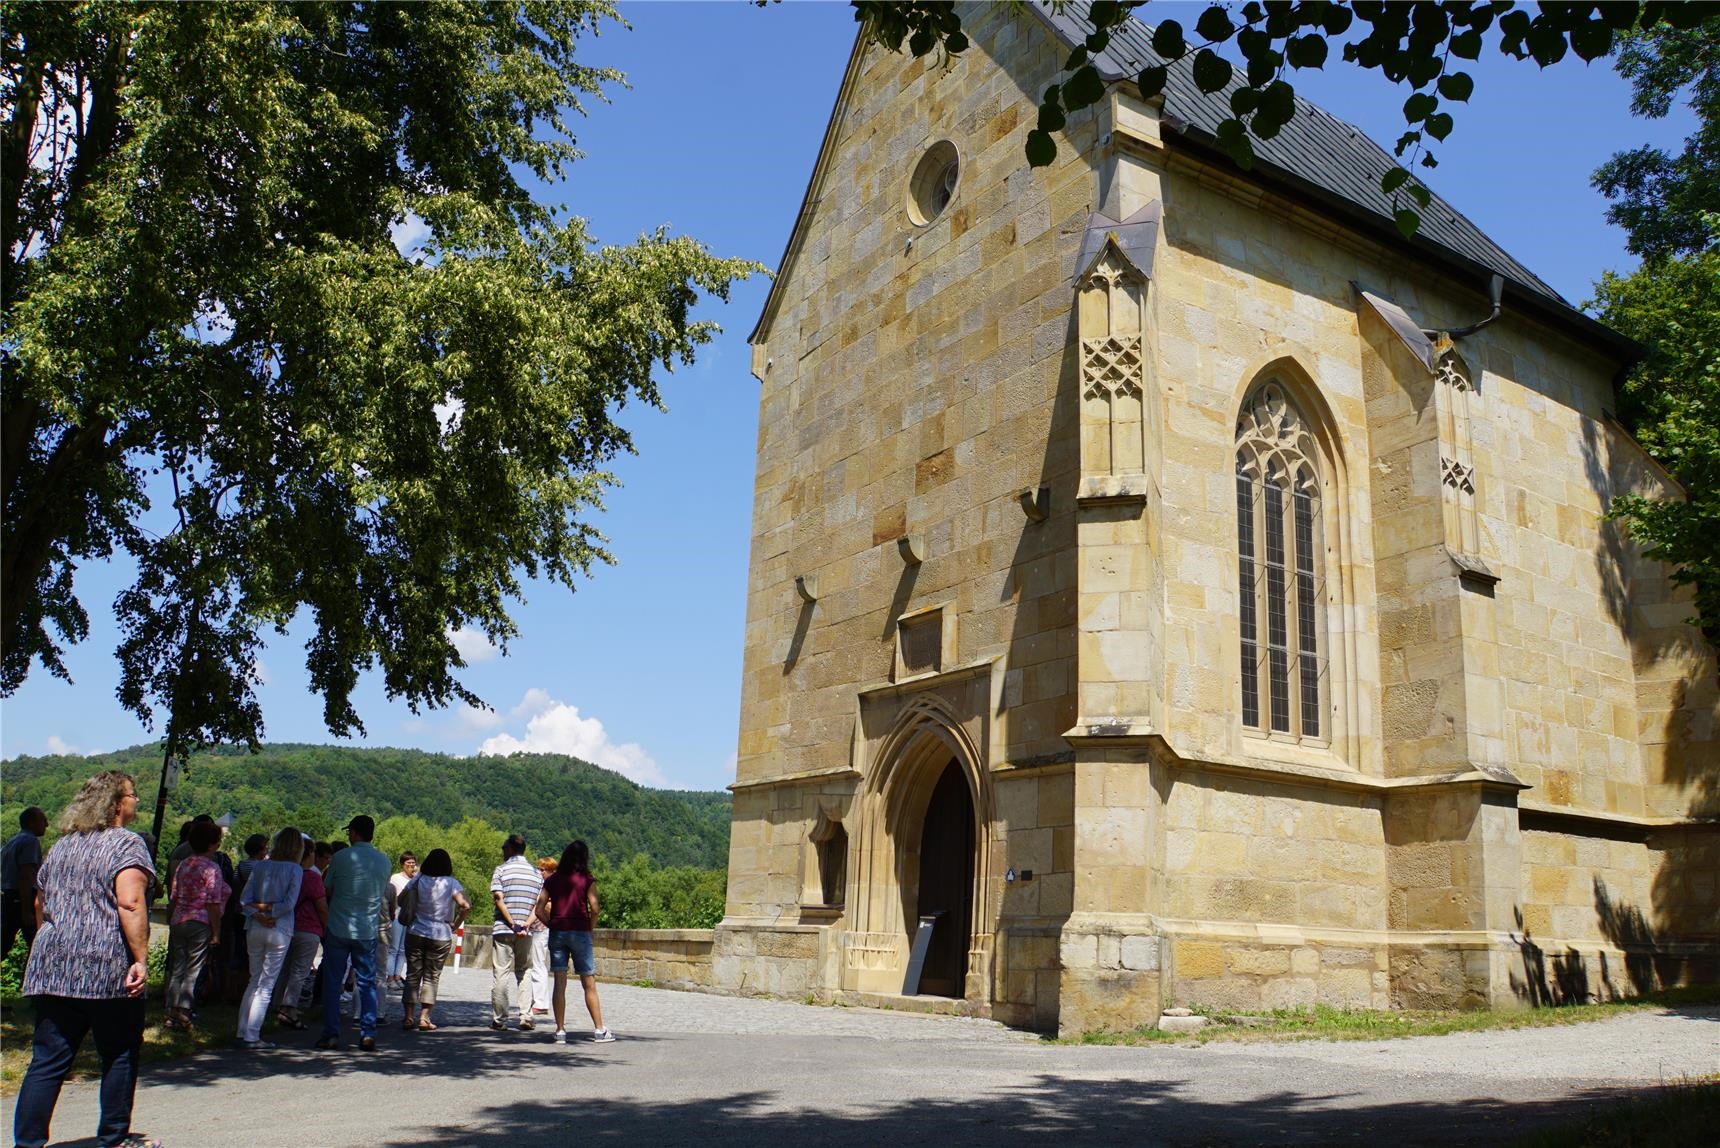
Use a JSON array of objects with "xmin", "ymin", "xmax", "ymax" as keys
[{"xmin": 316, "ymin": 814, "xmax": 390, "ymax": 1051}]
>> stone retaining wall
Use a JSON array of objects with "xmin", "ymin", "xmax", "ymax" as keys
[{"xmin": 592, "ymin": 929, "xmax": 715, "ymax": 991}]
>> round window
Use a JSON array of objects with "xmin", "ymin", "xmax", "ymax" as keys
[{"xmin": 907, "ymin": 141, "xmax": 960, "ymax": 226}]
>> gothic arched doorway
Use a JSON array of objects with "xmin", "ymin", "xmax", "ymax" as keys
[{"xmin": 911, "ymin": 758, "xmax": 975, "ymax": 997}]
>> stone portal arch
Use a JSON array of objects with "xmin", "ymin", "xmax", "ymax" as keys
[{"xmin": 845, "ymin": 693, "xmax": 996, "ymax": 1002}]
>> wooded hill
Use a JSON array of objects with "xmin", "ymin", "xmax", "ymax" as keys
[{"xmin": 1, "ymin": 743, "xmax": 732, "ymax": 871}]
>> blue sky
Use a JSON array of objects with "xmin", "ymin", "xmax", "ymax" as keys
[{"xmin": 0, "ymin": 1, "xmax": 1695, "ymax": 790}]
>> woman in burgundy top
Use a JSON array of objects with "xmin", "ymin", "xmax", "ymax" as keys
[{"xmin": 532, "ymin": 840, "xmax": 613, "ymax": 1044}]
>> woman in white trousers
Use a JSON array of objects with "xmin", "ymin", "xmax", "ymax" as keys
[{"xmin": 236, "ymin": 827, "xmax": 305, "ymax": 1048}]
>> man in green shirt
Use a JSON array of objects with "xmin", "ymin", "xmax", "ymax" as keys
[{"xmin": 316, "ymin": 815, "xmax": 390, "ymax": 1051}]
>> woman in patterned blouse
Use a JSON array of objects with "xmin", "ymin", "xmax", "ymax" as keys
[{"xmin": 12, "ymin": 770, "xmax": 162, "ymax": 1148}]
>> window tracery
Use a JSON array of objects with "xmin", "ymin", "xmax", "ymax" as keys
[{"xmin": 1235, "ymin": 383, "xmax": 1326, "ymax": 740}]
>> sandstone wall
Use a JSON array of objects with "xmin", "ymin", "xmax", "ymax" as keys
[{"xmin": 591, "ymin": 929, "xmax": 714, "ymax": 992}]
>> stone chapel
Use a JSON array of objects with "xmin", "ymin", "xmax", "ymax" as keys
[{"xmin": 712, "ymin": 1, "xmax": 1719, "ymax": 1035}]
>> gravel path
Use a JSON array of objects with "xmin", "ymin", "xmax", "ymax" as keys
[{"xmin": 7, "ymin": 972, "xmax": 1716, "ymax": 1148}]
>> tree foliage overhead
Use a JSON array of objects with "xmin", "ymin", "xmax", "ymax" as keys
[
  {"xmin": 853, "ymin": 1, "xmax": 1714, "ymax": 236},
  {"xmin": 1588, "ymin": 16, "xmax": 1720, "ymax": 640},
  {"xmin": 1594, "ymin": 18, "xmax": 1719, "ymax": 260},
  {"xmin": 1, "ymin": 2, "xmax": 759, "ymax": 750}
]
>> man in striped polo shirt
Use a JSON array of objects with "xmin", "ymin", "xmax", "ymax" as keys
[{"xmin": 489, "ymin": 834, "xmax": 544, "ymax": 1031}]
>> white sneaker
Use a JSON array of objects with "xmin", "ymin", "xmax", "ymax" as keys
[
  {"xmin": 553, "ymin": 1029, "xmax": 567, "ymax": 1044},
  {"xmin": 591, "ymin": 1028, "xmax": 616, "ymax": 1044}
]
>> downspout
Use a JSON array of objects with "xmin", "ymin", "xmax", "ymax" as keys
[{"xmin": 1424, "ymin": 273, "xmax": 1504, "ymax": 340}]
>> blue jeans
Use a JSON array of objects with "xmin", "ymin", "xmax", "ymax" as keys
[
  {"xmin": 12, "ymin": 995, "xmax": 145, "ymax": 1148},
  {"xmin": 548, "ymin": 930, "xmax": 595, "ymax": 976},
  {"xmin": 319, "ymin": 933, "xmax": 378, "ymax": 1039}
]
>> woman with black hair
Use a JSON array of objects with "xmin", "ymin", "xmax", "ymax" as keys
[
  {"xmin": 401, "ymin": 848, "xmax": 468, "ymax": 1031},
  {"xmin": 533, "ymin": 840, "xmax": 614, "ymax": 1044}
]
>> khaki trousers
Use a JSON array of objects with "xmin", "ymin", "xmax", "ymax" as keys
[{"xmin": 490, "ymin": 932, "xmax": 536, "ymax": 1024}]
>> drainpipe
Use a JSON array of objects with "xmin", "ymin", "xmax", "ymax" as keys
[{"xmin": 1424, "ymin": 273, "xmax": 1504, "ymax": 340}]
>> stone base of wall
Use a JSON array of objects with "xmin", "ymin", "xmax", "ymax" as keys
[
  {"xmin": 1165, "ymin": 933, "xmax": 1392, "ymax": 1014},
  {"xmin": 710, "ymin": 922, "xmax": 827, "ymax": 1000},
  {"xmin": 592, "ymin": 929, "xmax": 714, "ymax": 991},
  {"xmin": 994, "ymin": 923, "xmax": 1064, "ymax": 1032},
  {"xmin": 1055, "ymin": 915, "xmax": 1162, "ymax": 1038}
]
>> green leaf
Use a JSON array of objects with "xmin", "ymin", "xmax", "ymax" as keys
[
  {"xmin": 1437, "ymin": 71, "xmax": 1474, "ymax": 102},
  {"xmin": 945, "ymin": 30, "xmax": 968, "ymax": 54},
  {"xmin": 1063, "ymin": 64, "xmax": 1107, "ymax": 112},
  {"xmin": 1192, "ymin": 49, "xmax": 1234, "ymax": 93},
  {"xmin": 1395, "ymin": 208, "xmax": 1423, "ymax": 238},
  {"xmin": 908, "ymin": 27, "xmax": 935, "ymax": 57},
  {"xmin": 1449, "ymin": 29, "xmax": 1483, "ymax": 59},
  {"xmin": 1152, "ymin": 21, "xmax": 1187, "ymax": 59},
  {"xmin": 1402, "ymin": 92, "xmax": 1437, "ymax": 123},
  {"xmin": 1525, "ymin": 22, "xmax": 1569, "ymax": 66},
  {"xmin": 1089, "ymin": 0, "xmax": 1122, "ymax": 28},
  {"xmin": 1038, "ymin": 99, "xmax": 1067, "ymax": 134},
  {"xmin": 1408, "ymin": 184, "xmax": 1432, "ymax": 209},
  {"xmin": 1259, "ymin": 79, "xmax": 1295, "ymax": 122},
  {"xmin": 1424, "ymin": 112, "xmax": 1453, "ymax": 141},
  {"xmin": 1067, "ymin": 46, "xmax": 1089, "ymax": 70},
  {"xmin": 1137, "ymin": 65, "xmax": 1170, "ymax": 98},
  {"xmin": 1230, "ymin": 87, "xmax": 1261, "ymax": 116},
  {"xmin": 1570, "ymin": 21, "xmax": 1613, "ymax": 61},
  {"xmin": 1025, "ymin": 128, "xmax": 1057, "ymax": 167},
  {"xmin": 1381, "ymin": 168, "xmax": 1410, "ymax": 193},
  {"xmin": 1285, "ymin": 34, "xmax": 1328, "ymax": 70},
  {"xmin": 1196, "ymin": 6, "xmax": 1236, "ymax": 43}
]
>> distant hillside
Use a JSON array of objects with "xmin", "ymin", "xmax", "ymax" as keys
[{"xmin": 2, "ymin": 743, "xmax": 732, "ymax": 870}]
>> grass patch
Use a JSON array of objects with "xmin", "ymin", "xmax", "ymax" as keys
[
  {"xmin": 1076, "ymin": 985, "xmax": 1720, "ymax": 1046},
  {"xmin": 1, "ymin": 942, "xmax": 244, "ymax": 1096},
  {"xmin": 1514, "ymin": 1075, "xmax": 1720, "ymax": 1147}
]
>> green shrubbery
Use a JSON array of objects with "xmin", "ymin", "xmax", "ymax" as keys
[{"xmin": 367, "ymin": 815, "xmax": 726, "ymax": 929}]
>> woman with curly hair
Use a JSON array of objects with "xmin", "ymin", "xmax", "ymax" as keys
[{"xmin": 12, "ymin": 770, "xmax": 162, "ymax": 1148}]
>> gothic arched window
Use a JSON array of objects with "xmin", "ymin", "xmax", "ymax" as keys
[{"xmin": 1235, "ymin": 383, "xmax": 1326, "ymax": 741}]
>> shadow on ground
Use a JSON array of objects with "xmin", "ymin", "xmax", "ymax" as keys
[{"xmin": 356, "ymin": 1076, "xmax": 1655, "ymax": 1148}]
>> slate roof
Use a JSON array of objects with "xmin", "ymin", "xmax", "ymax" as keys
[
  {"xmin": 1034, "ymin": 3, "xmax": 1631, "ymax": 352},
  {"xmin": 752, "ymin": 4, "xmax": 1631, "ymax": 357}
]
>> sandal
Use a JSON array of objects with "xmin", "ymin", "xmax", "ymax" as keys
[
  {"xmin": 275, "ymin": 1013, "xmax": 307, "ymax": 1030},
  {"xmin": 403, "ymin": 1017, "xmax": 417, "ymax": 1032},
  {"xmin": 418, "ymin": 1020, "xmax": 438, "ymax": 1031}
]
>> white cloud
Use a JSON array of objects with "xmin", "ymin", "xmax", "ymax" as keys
[
  {"xmin": 252, "ymin": 656, "xmax": 272, "ymax": 687},
  {"xmin": 454, "ymin": 702, "xmax": 505, "ymax": 732},
  {"xmin": 447, "ymin": 625, "xmax": 497, "ymax": 664},
  {"xmin": 479, "ymin": 692, "xmax": 669, "ymax": 787},
  {"xmin": 391, "ymin": 212, "xmax": 432, "ymax": 257},
  {"xmin": 45, "ymin": 736, "xmax": 85, "ymax": 757},
  {"xmin": 511, "ymin": 687, "xmax": 556, "ymax": 719}
]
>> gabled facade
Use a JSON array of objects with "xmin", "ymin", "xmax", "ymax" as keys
[{"xmin": 715, "ymin": 1, "xmax": 1718, "ymax": 1035}]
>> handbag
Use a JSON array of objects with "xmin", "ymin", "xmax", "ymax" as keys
[{"xmin": 398, "ymin": 876, "xmax": 421, "ymax": 928}]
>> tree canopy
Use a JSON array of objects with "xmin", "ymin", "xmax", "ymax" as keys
[
  {"xmin": 0, "ymin": 741, "xmax": 734, "ymax": 870},
  {"xmin": 1588, "ymin": 17, "xmax": 1720, "ymax": 639},
  {"xmin": 854, "ymin": 1, "xmax": 1715, "ymax": 236},
  {"xmin": 1, "ymin": 3, "xmax": 758, "ymax": 757}
]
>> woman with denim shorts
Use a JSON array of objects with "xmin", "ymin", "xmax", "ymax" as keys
[{"xmin": 532, "ymin": 840, "xmax": 613, "ymax": 1044}]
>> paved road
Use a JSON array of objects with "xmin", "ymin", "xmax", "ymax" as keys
[{"xmin": 10, "ymin": 972, "xmax": 1717, "ymax": 1147}]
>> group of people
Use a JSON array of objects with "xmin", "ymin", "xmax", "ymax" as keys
[{"xmin": 6, "ymin": 769, "xmax": 616, "ymax": 1148}]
